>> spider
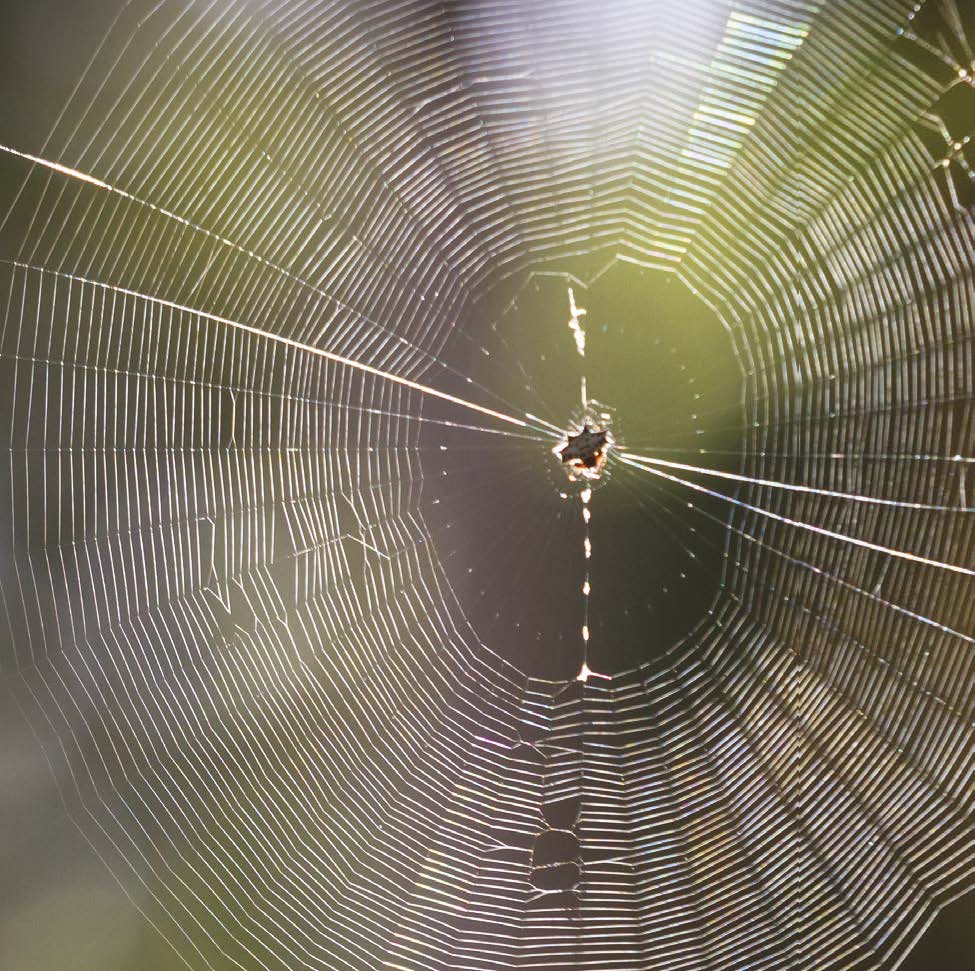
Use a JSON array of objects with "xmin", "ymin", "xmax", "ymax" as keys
[{"xmin": 556, "ymin": 423, "xmax": 610, "ymax": 481}]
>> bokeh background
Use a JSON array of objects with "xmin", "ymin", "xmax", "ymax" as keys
[{"xmin": 2, "ymin": 1, "xmax": 975, "ymax": 969}]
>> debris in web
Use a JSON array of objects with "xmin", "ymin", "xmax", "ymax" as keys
[{"xmin": 567, "ymin": 287, "xmax": 587, "ymax": 356}]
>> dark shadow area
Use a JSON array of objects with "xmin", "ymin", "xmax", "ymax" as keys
[
  {"xmin": 0, "ymin": 0, "xmax": 124, "ymax": 152},
  {"xmin": 896, "ymin": 890, "xmax": 975, "ymax": 971},
  {"xmin": 422, "ymin": 256, "xmax": 743, "ymax": 677}
]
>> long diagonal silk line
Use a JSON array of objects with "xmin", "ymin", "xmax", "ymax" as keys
[
  {"xmin": 0, "ymin": 143, "xmax": 554, "ymax": 437},
  {"xmin": 619, "ymin": 456, "xmax": 975, "ymax": 577},
  {"xmin": 2, "ymin": 255, "xmax": 546, "ymax": 435},
  {"xmin": 620, "ymin": 450, "xmax": 974, "ymax": 512}
]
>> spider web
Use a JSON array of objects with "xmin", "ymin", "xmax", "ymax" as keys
[{"xmin": 2, "ymin": 0, "xmax": 975, "ymax": 969}]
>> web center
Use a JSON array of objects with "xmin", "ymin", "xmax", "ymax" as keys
[{"xmin": 554, "ymin": 420, "xmax": 613, "ymax": 482}]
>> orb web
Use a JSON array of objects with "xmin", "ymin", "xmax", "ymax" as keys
[{"xmin": 2, "ymin": 1, "xmax": 975, "ymax": 970}]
